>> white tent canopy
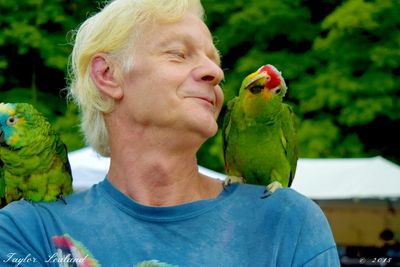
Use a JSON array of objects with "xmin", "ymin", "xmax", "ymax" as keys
[
  {"xmin": 69, "ymin": 147, "xmax": 400, "ymax": 200},
  {"xmin": 291, "ymin": 156, "xmax": 400, "ymax": 199}
]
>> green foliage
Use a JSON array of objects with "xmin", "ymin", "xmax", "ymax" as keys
[
  {"xmin": 0, "ymin": 0, "xmax": 98, "ymax": 152},
  {"xmin": 1, "ymin": 0, "xmax": 399, "ymax": 171},
  {"xmin": 52, "ymin": 103, "xmax": 85, "ymax": 152},
  {"xmin": 298, "ymin": 118, "xmax": 364, "ymax": 158},
  {"xmin": 0, "ymin": 88, "xmax": 65, "ymax": 120},
  {"xmin": 197, "ymin": 130, "xmax": 225, "ymax": 173},
  {"xmin": 310, "ymin": 0, "xmax": 400, "ymax": 125},
  {"xmin": 298, "ymin": 0, "xmax": 400, "ymax": 163},
  {"xmin": 199, "ymin": 0, "xmax": 400, "ymax": 171}
]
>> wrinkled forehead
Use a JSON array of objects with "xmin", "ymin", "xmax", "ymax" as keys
[{"xmin": 141, "ymin": 12, "xmax": 221, "ymax": 64}]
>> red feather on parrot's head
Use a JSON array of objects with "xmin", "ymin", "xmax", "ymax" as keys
[{"xmin": 257, "ymin": 64, "xmax": 282, "ymax": 89}]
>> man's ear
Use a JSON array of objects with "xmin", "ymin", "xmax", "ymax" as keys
[{"xmin": 90, "ymin": 53, "xmax": 123, "ymax": 100}]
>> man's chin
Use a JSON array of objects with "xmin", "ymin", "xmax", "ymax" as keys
[{"xmin": 199, "ymin": 121, "xmax": 219, "ymax": 139}]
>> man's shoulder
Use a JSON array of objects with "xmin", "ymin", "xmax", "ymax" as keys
[
  {"xmin": 235, "ymin": 183, "xmax": 315, "ymax": 207},
  {"xmin": 0, "ymin": 199, "xmax": 38, "ymax": 220},
  {"xmin": 0, "ymin": 187, "xmax": 95, "ymax": 220},
  {"xmin": 231, "ymin": 184, "xmax": 323, "ymax": 221}
]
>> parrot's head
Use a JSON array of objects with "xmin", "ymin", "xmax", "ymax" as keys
[
  {"xmin": 0, "ymin": 103, "xmax": 49, "ymax": 149},
  {"xmin": 239, "ymin": 64, "xmax": 287, "ymax": 119},
  {"xmin": 241, "ymin": 64, "xmax": 287, "ymax": 100}
]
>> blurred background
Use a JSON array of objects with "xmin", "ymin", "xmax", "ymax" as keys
[{"xmin": 0, "ymin": 0, "xmax": 399, "ymax": 265}]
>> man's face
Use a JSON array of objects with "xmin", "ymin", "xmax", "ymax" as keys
[{"xmin": 118, "ymin": 12, "xmax": 224, "ymax": 140}]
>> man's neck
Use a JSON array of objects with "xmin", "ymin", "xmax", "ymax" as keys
[{"xmin": 106, "ymin": 132, "xmax": 222, "ymax": 207}]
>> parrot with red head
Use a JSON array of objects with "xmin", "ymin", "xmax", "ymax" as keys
[{"xmin": 222, "ymin": 64, "xmax": 298, "ymax": 196}]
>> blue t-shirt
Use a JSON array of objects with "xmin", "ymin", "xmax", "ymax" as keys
[{"xmin": 0, "ymin": 178, "xmax": 340, "ymax": 267}]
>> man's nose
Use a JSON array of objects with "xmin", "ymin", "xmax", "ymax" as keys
[{"xmin": 194, "ymin": 58, "xmax": 224, "ymax": 86}]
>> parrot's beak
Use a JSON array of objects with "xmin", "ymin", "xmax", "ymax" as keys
[
  {"xmin": 244, "ymin": 72, "xmax": 268, "ymax": 90},
  {"xmin": 245, "ymin": 71, "xmax": 271, "ymax": 99},
  {"xmin": 0, "ymin": 128, "xmax": 4, "ymax": 143}
]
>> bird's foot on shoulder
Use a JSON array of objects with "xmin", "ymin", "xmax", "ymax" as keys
[
  {"xmin": 223, "ymin": 175, "xmax": 245, "ymax": 190},
  {"xmin": 261, "ymin": 181, "xmax": 283, "ymax": 199}
]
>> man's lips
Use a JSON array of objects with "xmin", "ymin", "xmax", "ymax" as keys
[
  {"xmin": 186, "ymin": 96, "xmax": 215, "ymax": 107},
  {"xmin": 196, "ymin": 96, "xmax": 214, "ymax": 106}
]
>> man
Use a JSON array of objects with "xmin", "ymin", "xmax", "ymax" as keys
[{"xmin": 0, "ymin": 0, "xmax": 340, "ymax": 266}]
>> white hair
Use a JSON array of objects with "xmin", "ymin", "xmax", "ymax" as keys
[{"xmin": 68, "ymin": 0, "xmax": 204, "ymax": 156}]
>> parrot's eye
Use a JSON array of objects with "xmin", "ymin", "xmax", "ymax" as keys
[
  {"xmin": 249, "ymin": 85, "xmax": 264, "ymax": 94},
  {"xmin": 7, "ymin": 117, "xmax": 17, "ymax": 125},
  {"xmin": 271, "ymin": 87, "xmax": 282, "ymax": 95}
]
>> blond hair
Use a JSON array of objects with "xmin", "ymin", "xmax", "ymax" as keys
[{"xmin": 68, "ymin": 0, "xmax": 204, "ymax": 156}]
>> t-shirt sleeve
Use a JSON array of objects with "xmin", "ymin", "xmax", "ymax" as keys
[
  {"xmin": 0, "ymin": 201, "xmax": 55, "ymax": 266},
  {"xmin": 291, "ymin": 196, "xmax": 341, "ymax": 267}
]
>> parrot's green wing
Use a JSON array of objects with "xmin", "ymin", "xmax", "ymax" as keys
[
  {"xmin": 222, "ymin": 97, "xmax": 239, "ymax": 174},
  {"xmin": 280, "ymin": 104, "xmax": 298, "ymax": 186},
  {"xmin": 43, "ymin": 133, "xmax": 73, "ymax": 202},
  {"xmin": 56, "ymin": 136, "xmax": 72, "ymax": 177}
]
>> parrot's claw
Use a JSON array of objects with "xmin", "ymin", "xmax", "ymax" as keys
[
  {"xmin": 261, "ymin": 181, "xmax": 283, "ymax": 199},
  {"xmin": 57, "ymin": 194, "xmax": 68, "ymax": 205},
  {"xmin": 223, "ymin": 176, "xmax": 245, "ymax": 190}
]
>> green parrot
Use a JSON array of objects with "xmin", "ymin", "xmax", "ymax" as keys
[
  {"xmin": 0, "ymin": 103, "xmax": 73, "ymax": 207},
  {"xmin": 222, "ymin": 64, "xmax": 298, "ymax": 195}
]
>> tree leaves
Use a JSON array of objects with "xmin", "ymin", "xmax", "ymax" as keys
[
  {"xmin": 0, "ymin": 0, "xmax": 97, "ymax": 151},
  {"xmin": 200, "ymin": 0, "xmax": 400, "ymax": 168},
  {"xmin": 1, "ymin": 0, "xmax": 399, "ymax": 168}
]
